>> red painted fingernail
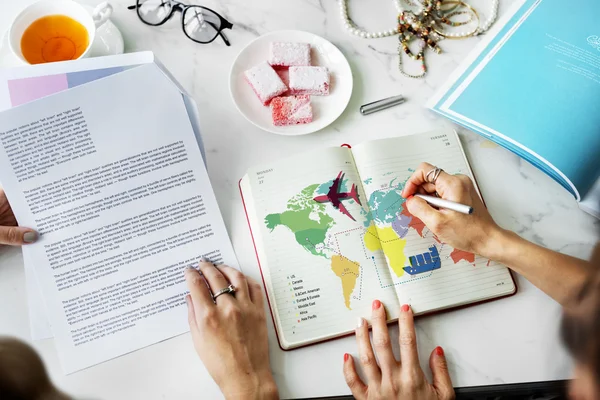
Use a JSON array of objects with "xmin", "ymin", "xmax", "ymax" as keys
[
  {"xmin": 372, "ymin": 299, "xmax": 381, "ymax": 310},
  {"xmin": 406, "ymin": 195, "xmax": 414, "ymax": 200},
  {"xmin": 401, "ymin": 304, "xmax": 410, "ymax": 312},
  {"xmin": 435, "ymin": 346, "xmax": 444, "ymax": 356},
  {"xmin": 344, "ymin": 353, "xmax": 349, "ymax": 362}
]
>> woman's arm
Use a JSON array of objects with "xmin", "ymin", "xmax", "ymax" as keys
[
  {"xmin": 485, "ymin": 229, "xmax": 591, "ymax": 306},
  {"xmin": 402, "ymin": 162, "xmax": 591, "ymax": 307}
]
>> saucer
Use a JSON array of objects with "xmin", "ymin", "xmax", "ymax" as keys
[{"xmin": 0, "ymin": 16, "xmax": 124, "ymax": 68}]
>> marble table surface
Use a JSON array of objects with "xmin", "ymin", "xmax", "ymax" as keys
[{"xmin": 0, "ymin": 0, "xmax": 598, "ymax": 399}]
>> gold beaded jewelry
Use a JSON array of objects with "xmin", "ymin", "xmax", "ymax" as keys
[
  {"xmin": 396, "ymin": 0, "xmax": 480, "ymax": 78},
  {"xmin": 339, "ymin": 0, "xmax": 498, "ymax": 78},
  {"xmin": 433, "ymin": 1, "xmax": 480, "ymax": 39}
]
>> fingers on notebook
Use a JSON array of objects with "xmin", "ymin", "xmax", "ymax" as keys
[
  {"xmin": 355, "ymin": 316, "xmax": 381, "ymax": 382},
  {"xmin": 429, "ymin": 346, "xmax": 454, "ymax": 398},
  {"xmin": 370, "ymin": 300, "xmax": 396, "ymax": 372},
  {"xmin": 398, "ymin": 304, "xmax": 419, "ymax": 368},
  {"xmin": 343, "ymin": 354, "xmax": 367, "ymax": 398}
]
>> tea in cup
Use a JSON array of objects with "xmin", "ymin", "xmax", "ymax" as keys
[{"xmin": 9, "ymin": 0, "xmax": 113, "ymax": 65}]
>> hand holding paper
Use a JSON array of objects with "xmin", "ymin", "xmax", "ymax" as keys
[{"xmin": 0, "ymin": 187, "xmax": 37, "ymax": 245}]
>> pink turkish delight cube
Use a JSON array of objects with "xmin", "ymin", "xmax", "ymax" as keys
[
  {"xmin": 244, "ymin": 62, "xmax": 288, "ymax": 105},
  {"xmin": 268, "ymin": 42, "xmax": 311, "ymax": 68},
  {"xmin": 271, "ymin": 95, "xmax": 313, "ymax": 126},
  {"xmin": 289, "ymin": 66, "xmax": 330, "ymax": 95}
]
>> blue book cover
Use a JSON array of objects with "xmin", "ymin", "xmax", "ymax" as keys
[{"xmin": 428, "ymin": 0, "xmax": 600, "ymax": 203}]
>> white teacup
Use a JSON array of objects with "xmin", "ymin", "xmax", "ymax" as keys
[{"xmin": 8, "ymin": 0, "xmax": 113, "ymax": 65}]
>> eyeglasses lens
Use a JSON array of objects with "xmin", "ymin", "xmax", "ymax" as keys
[
  {"xmin": 137, "ymin": 0, "xmax": 173, "ymax": 25},
  {"xmin": 183, "ymin": 7, "xmax": 221, "ymax": 42}
]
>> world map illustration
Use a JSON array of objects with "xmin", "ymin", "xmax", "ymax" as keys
[{"xmin": 264, "ymin": 173, "xmax": 476, "ymax": 310}]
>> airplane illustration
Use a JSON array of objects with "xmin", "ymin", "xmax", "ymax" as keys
[
  {"xmin": 313, "ymin": 172, "xmax": 362, "ymax": 221},
  {"xmin": 403, "ymin": 245, "xmax": 441, "ymax": 275}
]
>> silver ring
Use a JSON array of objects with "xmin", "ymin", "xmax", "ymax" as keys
[
  {"xmin": 212, "ymin": 284, "xmax": 236, "ymax": 301},
  {"xmin": 426, "ymin": 167, "xmax": 443, "ymax": 184}
]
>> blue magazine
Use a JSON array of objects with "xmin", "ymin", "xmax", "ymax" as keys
[{"xmin": 428, "ymin": 0, "xmax": 600, "ymax": 216}]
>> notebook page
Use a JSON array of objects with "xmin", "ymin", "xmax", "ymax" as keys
[
  {"xmin": 352, "ymin": 130, "xmax": 515, "ymax": 314},
  {"xmin": 243, "ymin": 147, "xmax": 400, "ymax": 349}
]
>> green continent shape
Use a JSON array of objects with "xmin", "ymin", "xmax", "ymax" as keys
[
  {"xmin": 264, "ymin": 184, "xmax": 334, "ymax": 258},
  {"xmin": 368, "ymin": 188, "xmax": 404, "ymax": 224},
  {"xmin": 360, "ymin": 208, "xmax": 374, "ymax": 228},
  {"xmin": 366, "ymin": 177, "xmax": 410, "ymax": 225}
]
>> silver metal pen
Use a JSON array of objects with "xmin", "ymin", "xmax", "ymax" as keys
[
  {"xmin": 360, "ymin": 95, "xmax": 405, "ymax": 115},
  {"xmin": 414, "ymin": 194, "xmax": 473, "ymax": 215}
]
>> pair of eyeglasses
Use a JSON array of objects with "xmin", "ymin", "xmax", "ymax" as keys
[{"xmin": 127, "ymin": 0, "xmax": 233, "ymax": 46}]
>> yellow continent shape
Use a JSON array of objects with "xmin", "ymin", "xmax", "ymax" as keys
[
  {"xmin": 330, "ymin": 255, "xmax": 360, "ymax": 310},
  {"xmin": 364, "ymin": 224, "xmax": 382, "ymax": 251},
  {"xmin": 363, "ymin": 224, "xmax": 407, "ymax": 278}
]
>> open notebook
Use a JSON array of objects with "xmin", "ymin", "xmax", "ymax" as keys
[{"xmin": 240, "ymin": 130, "xmax": 516, "ymax": 350}]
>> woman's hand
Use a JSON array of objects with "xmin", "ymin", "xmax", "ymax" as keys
[
  {"xmin": 401, "ymin": 163, "xmax": 592, "ymax": 305},
  {"xmin": 185, "ymin": 260, "xmax": 278, "ymax": 400},
  {"xmin": 343, "ymin": 301, "xmax": 454, "ymax": 400},
  {"xmin": 0, "ymin": 188, "xmax": 37, "ymax": 246},
  {"xmin": 401, "ymin": 162, "xmax": 502, "ymax": 258}
]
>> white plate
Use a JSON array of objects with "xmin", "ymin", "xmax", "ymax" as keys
[{"xmin": 229, "ymin": 30, "xmax": 353, "ymax": 135}]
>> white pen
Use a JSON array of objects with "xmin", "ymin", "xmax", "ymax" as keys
[{"xmin": 413, "ymin": 194, "xmax": 473, "ymax": 215}]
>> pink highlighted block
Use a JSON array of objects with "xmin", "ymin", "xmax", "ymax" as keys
[{"xmin": 7, "ymin": 74, "xmax": 69, "ymax": 107}]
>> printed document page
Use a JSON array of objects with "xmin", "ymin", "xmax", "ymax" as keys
[{"xmin": 0, "ymin": 64, "xmax": 236, "ymax": 373}]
